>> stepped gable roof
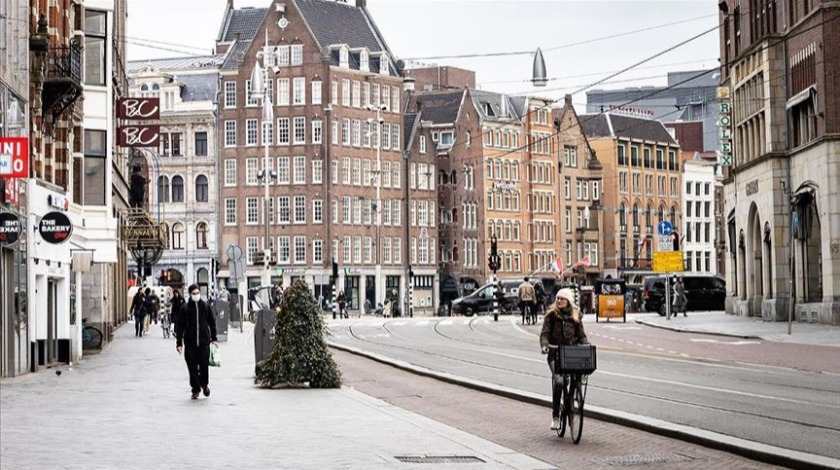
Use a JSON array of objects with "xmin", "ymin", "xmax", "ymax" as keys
[
  {"xmin": 580, "ymin": 113, "xmax": 677, "ymax": 145},
  {"xmin": 414, "ymin": 91, "xmax": 463, "ymax": 125}
]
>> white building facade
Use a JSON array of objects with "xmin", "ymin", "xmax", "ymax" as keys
[
  {"xmin": 127, "ymin": 57, "xmax": 222, "ymax": 295},
  {"xmin": 682, "ymin": 157, "xmax": 718, "ymax": 274}
]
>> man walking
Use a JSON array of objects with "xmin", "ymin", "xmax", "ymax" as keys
[
  {"xmin": 130, "ymin": 290, "xmax": 147, "ymax": 337},
  {"xmin": 176, "ymin": 284, "xmax": 218, "ymax": 399},
  {"xmin": 518, "ymin": 277, "xmax": 536, "ymax": 325}
]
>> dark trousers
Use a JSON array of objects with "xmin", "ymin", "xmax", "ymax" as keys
[
  {"xmin": 134, "ymin": 315, "xmax": 144, "ymax": 336},
  {"xmin": 521, "ymin": 301, "xmax": 535, "ymax": 323},
  {"xmin": 548, "ymin": 359, "xmax": 566, "ymax": 418},
  {"xmin": 184, "ymin": 344, "xmax": 210, "ymax": 393}
]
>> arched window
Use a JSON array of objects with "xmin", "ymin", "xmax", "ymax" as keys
[
  {"xmin": 646, "ymin": 204, "xmax": 652, "ymax": 228},
  {"xmin": 171, "ymin": 175, "xmax": 184, "ymax": 202},
  {"xmin": 196, "ymin": 222, "xmax": 208, "ymax": 249},
  {"xmin": 152, "ymin": 83, "xmax": 160, "ymax": 91},
  {"xmin": 157, "ymin": 176, "xmax": 170, "ymax": 203},
  {"xmin": 632, "ymin": 204, "xmax": 640, "ymax": 227},
  {"xmin": 658, "ymin": 205, "xmax": 666, "ymax": 222},
  {"xmin": 450, "ymin": 170, "xmax": 457, "ymax": 185},
  {"xmin": 670, "ymin": 206, "xmax": 677, "ymax": 225},
  {"xmin": 619, "ymin": 203, "xmax": 626, "ymax": 226},
  {"xmin": 172, "ymin": 223, "xmax": 185, "ymax": 250},
  {"xmin": 195, "ymin": 175, "xmax": 209, "ymax": 202},
  {"xmin": 140, "ymin": 84, "xmax": 149, "ymax": 92},
  {"xmin": 196, "ymin": 268, "xmax": 209, "ymax": 297}
]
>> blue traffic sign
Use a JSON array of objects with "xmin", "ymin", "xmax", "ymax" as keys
[{"xmin": 657, "ymin": 221, "xmax": 673, "ymax": 237}]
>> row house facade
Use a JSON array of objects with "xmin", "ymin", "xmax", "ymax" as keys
[
  {"xmin": 682, "ymin": 154, "xmax": 720, "ymax": 275},
  {"xmin": 581, "ymin": 111, "xmax": 683, "ymax": 282},
  {"xmin": 5, "ymin": 0, "xmax": 129, "ymax": 377},
  {"xmin": 719, "ymin": 0, "xmax": 839, "ymax": 324},
  {"xmin": 0, "ymin": 0, "xmax": 30, "ymax": 377},
  {"xmin": 215, "ymin": 0, "xmax": 434, "ymax": 313},
  {"xmin": 127, "ymin": 56, "xmax": 223, "ymax": 296}
]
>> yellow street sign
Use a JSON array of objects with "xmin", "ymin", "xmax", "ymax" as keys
[{"xmin": 653, "ymin": 251, "xmax": 684, "ymax": 273}]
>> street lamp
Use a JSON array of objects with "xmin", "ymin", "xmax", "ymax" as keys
[
  {"xmin": 366, "ymin": 104, "xmax": 387, "ymax": 304},
  {"xmin": 250, "ymin": 38, "xmax": 276, "ymax": 286},
  {"xmin": 489, "ymin": 233, "xmax": 499, "ymax": 322}
]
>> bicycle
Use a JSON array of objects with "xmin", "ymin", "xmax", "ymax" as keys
[
  {"xmin": 547, "ymin": 344, "xmax": 595, "ymax": 444},
  {"xmin": 82, "ymin": 318, "xmax": 103, "ymax": 350}
]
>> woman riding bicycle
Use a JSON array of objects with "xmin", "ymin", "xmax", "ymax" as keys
[{"xmin": 540, "ymin": 288, "xmax": 589, "ymax": 431}]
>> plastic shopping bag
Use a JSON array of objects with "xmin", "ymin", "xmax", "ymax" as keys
[{"xmin": 209, "ymin": 343, "xmax": 221, "ymax": 367}]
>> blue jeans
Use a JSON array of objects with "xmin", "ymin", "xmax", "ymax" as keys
[{"xmin": 134, "ymin": 315, "xmax": 144, "ymax": 336}]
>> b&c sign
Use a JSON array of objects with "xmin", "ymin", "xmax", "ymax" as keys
[
  {"xmin": 0, "ymin": 137, "xmax": 29, "ymax": 179},
  {"xmin": 117, "ymin": 97, "xmax": 160, "ymax": 148},
  {"xmin": 39, "ymin": 211, "xmax": 73, "ymax": 244},
  {"xmin": 0, "ymin": 212, "xmax": 22, "ymax": 246},
  {"xmin": 118, "ymin": 125, "xmax": 160, "ymax": 148},
  {"xmin": 117, "ymin": 98, "xmax": 160, "ymax": 120}
]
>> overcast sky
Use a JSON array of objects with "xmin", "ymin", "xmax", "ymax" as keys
[{"xmin": 126, "ymin": 0, "xmax": 720, "ymax": 106}]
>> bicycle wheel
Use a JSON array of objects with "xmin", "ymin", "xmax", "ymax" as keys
[
  {"xmin": 554, "ymin": 374, "xmax": 567, "ymax": 437},
  {"xmin": 82, "ymin": 326, "xmax": 103, "ymax": 350},
  {"xmin": 569, "ymin": 378, "xmax": 585, "ymax": 444}
]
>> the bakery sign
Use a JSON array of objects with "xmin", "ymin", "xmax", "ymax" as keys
[
  {"xmin": 39, "ymin": 211, "xmax": 73, "ymax": 244},
  {"xmin": 0, "ymin": 212, "xmax": 22, "ymax": 246}
]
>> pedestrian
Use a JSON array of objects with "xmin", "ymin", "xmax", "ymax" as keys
[
  {"xmin": 540, "ymin": 288, "xmax": 589, "ymax": 431},
  {"xmin": 170, "ymin": 289, "xmax": 185, "ymax": 337},
  {"xmin": 337, "ymin": 290, "xmax": 347, "ymax": 318},
  {"xmin": 671, "ymin": 278, "xmax": 688, "ymax": 319},
  {"xmin": 518, "ymin": 277, "xmax": 536, "ymax": 325},
  {"xmin": 534, "ymin": 282, "xmax": 547, "ymax": 319},
  {"xmin": 143, "ymin": 288, "xmax": 157, "ymax": 333},
  {"xmin": 364, "ymin": 298, "xmax": 372, "ymax": 315},
  {"xmin": 175, "ymin": 284, "xmax": 218, "ymax": 400},
  {"xmin": 130, "ymin": 290, "xmax": 147, "ymax": 337}
]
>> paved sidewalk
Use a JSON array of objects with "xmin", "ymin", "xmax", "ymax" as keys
[
  {"xmin": 634, "ymin": 311, "xmax": 840, "ymax": 347},
  {"xmin": 0, "ymin": 322, "xmax": 551, "ymax": 469}
]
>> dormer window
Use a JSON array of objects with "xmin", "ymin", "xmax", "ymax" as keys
[
  {"xmin": 379, "ymin": 53, "xmax": 389, "ymax": 75},
  {"xmin": 482, "ymin": 102, "xmax": 495, "ymax": 116},
  {"xmin": 339, "ymin": 46, "xmax": 349, "ymax": 68},
  {"xmin": 360, "ymin": 50, "xmax": 369, "ymax": 72}
]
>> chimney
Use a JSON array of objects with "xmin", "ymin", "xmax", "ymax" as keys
[
  {"xmin": 403, "ymin": 77, "xmax": 416, "ymax": 92},
  {"xmin": 500, "ymin": 95, "xmax": 508, "ymax": 118},
  {"xmin": 564, "ymin": 94, "xmax": 573, "ymax": 107},
  {"xmin": 356, "ymin": 0, "xmax": 367, "ymax": 7}
]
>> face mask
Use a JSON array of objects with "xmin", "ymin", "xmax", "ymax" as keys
[{"xmin": 191, "ymin": 294, "xmax": 200, "ymax": 302}]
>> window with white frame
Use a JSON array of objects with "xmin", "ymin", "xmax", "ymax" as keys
[
  {"xmin": 352, "ymin": 120, "xmax": 361, "ymax": 147},
  {"xmin": 392, "ymin": 87, "xmax": 400, "ymax": 113},
  {"xmin": 372, "ymin": 83, "xmax": 380, "ymax": 107},
  {"xmin": 353, "ymin": 198, "xmax": 361, "ymax": 224},
  {"xmin": 277, "ymin": 118, "xmax": 290, "ymax": 145},
  {"xmin": 420, "ymin": 135, "xmax": 426, "ymax": 153},
  {"xmin": 246, "ymin": 237, "xmax": 259, "ymax": 265},
  {"xmin": 291, "ymin": 44, "xmax": 303, "ymax": 66},
  {"xmin": 393, "ymin": 237, "xmax": 401, "ymax": 264},
  {"xmin": 278, "ymin": 236, "xmax": 290, "ymax": 264},
  {"xmin": 382, "ymin": 86, "xmax": 391, "ymax": 110},
  {"xmin": 224, "ymin": 160, "xmax": 237, "ymax": 186},
  {"xmin": 383, "ymin": 238, "xmax": 391, "ymax": 263},
  {"xmin": 293, "ymin": 117, "xmax": 306, "ymax": 144},
  {"xmin": 224, "ymin": 82, "xmax": 236, "ymax": 108},
  {"xmin": 313, "ymin": 239, "xmax": 323, "ymax": 263},
  {"xmin": 342, "ymin": 157, "xmax": 351, "ymax": 184},
  {"xmin": 383, "ymin": 161, "xmax": 392, "ymax": 187},
  {"xmin": 277, "ymin": 157, "xmax": 290, "ymax": 184},
  {"xmin": 353, "ymin": 236, "xmax": 362, "ymax": 263},
  {"xmin": 277, "ymin": 78, "xmax": 290, "ymax": 106},
  {"xmin": 224, "ymin": 198, "xmax": 237, "ymax": 225},
  {"xmin": 294, "ymin": 196, "xmax": 306, "ymax": 223},
  {"xmin": 342, "ymin": 79, "xmax": 350, "ymax": 106},
  {"xmin": 312, "ymin": 119, "xmax": 322, "ymax": 144},
  {"xmin": 342, "ymin": 119, "xmax": 350, "ymax": 145},
  {"xmin": 351, "ymin": 81, "xmax": 360, "ymax": 108},
  {"xmin": 294, "ymin": 236, "xmax": 306, "ymax": 264},
  {"xmin": 293, "ymin": 156, "xmax": 306, "ymax": 184},
  {"xmin": 364, "ymin": 199, "xmax": 372, "ymax": 224},
  {"xmin": 313, "ymin": 199, "xmax": 323, "ymax": 223},
  {"xmin": 391, "ymin": 125, "xmax": 400, "ymax": 152},
  {"xmin": 331, "ymin": 200, "xmax": 338, "ymax": 223},
  {"xmin": 352, "ymin": 158, "xmax": 361, "ymax": 185},
  {"xmin": 311, "ymin": 80, "xmax": 322, "ymax": 105},
  {"xmin": 224, "ymin": 121, "xmax": 236, "ymax": 147},
  {"xmin": 277, "ymin": 45, "xmax": 289, "ymax": 66},
  {"xmin": 246, "ymin": 158, "xmax": 259, "ymax": 185},
  {"xmin": 262, "ymin": 120, "xmax": 273, "ymax": 145},
  {"xmin": 343, "ymin": 196, "xmax": 351, "ymax": 223},
  {"xmin": 246, "ymin": 119, "xmax": 258, "ymax": 146},
  {"xmin": 246, "ymin": 197, "xmax": 259, "ymax": 225},
  {"xmin": 312, "ymin": 160, "xmax": 323, "ymax": 184},
  {"xmin": 293, "ymin": 77, "xmax": 305, "ymax": 105}
]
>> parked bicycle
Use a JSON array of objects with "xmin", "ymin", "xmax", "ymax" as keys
[
  {"xmin": 82, "ymin": 318, "xmax": 103, "ymax": 350},
  {"xmin": 547, "ymin": 344, "xmax": 595, "ymax": 444}
]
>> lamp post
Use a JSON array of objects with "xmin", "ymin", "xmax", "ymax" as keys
[
  {"xmin": 489, "ymin": 233, "xmax": 499, "ymax": 322},
  {"xmin": 250, "ymin": 39, "xmax": 275, "ymax": 287},
  {"xmin": 366, "ymin": 104, "xmax": 387, "ymax": 304}
]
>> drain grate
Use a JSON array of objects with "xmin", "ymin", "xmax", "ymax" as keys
[
  {"xmin": 395, "ymin": 455, "xmax": 486, "ymax": 464},
  {"xmin": 596, "ymin": 452, "xmax": 695, "ymax": 466}
]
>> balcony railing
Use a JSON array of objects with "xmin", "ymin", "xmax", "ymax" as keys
[
  {"xmin": 618, "ymin": 257, "xmax": 653, "ymax": 270},
  {"xmin": 46, "ymin": 43, "xmax": 82, "ymax": 83}
]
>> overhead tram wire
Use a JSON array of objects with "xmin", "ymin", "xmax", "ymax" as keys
[{"xmin": 400, "ymin": 13, "xmax": 717, "ymax": 61}]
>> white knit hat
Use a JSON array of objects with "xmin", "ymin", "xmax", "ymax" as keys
[{"xmin": 555, "ymin": 288, "xmax": 577, "ymax": 306}]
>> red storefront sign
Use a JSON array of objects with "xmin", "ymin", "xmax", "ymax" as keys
[
  {"xmin": 117, "ymin": 98, "xmax": 160, "ymax": 120},
  {"xmin": 0, "ymin": 137, "xmax": 29, "ymax": 179},
  {"xmin": 118, "ymin": 125, "xmax": 160, "ymax": 148}
]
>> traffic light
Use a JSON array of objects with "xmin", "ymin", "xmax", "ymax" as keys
[{"xmin": 672, "ymin": 231, "xmax": 681, "ymax": 251}]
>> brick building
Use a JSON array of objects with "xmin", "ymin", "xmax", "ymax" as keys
[
  {"xmin": 215, "ymin": 0, "xmax": 434, "ymax": 314},
  {"xmin": 719, "ymin": 0, "xmax": 840, "ymax": 324}
]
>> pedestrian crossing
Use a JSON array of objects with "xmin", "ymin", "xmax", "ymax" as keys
[{"xmin": 326, "ymin": 316, "xmax": 500, "ymax": 328}]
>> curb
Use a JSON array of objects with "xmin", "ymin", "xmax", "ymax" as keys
[
  {"xmin": 330, "ymin": 341, "xmax": 840, "ymax": 470},
  {"xmin": 634, "ymin": 318, "xmax": 760, "ymax": 339}
]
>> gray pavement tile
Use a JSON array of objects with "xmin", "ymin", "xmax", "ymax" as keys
[
  {"xmin": 634, "ymin": 312, "xmax": 840, "ymax": 347},
  {"xmin": 0, "ymin": 320, "xmax": 552, "ymax": 470}
]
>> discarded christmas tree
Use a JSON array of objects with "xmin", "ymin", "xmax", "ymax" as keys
[{"xmin": 254, "ymin": 280, "xmax": 341, "ymax": 388}]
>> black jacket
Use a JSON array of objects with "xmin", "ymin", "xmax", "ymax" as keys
[
  {"xmin": 175, "ymin": 299, "xmax": 217, "ymax": 349},
  {"xmin": 131, "ymin": 294, "xmax": 146, "ymax": 317}
]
